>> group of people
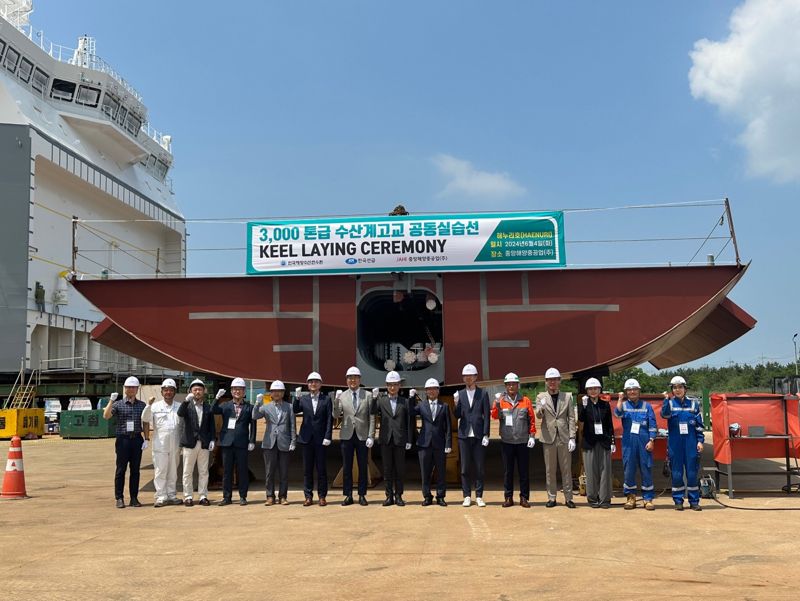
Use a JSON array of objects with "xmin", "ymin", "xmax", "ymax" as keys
[{"xmin": 104, "ymin": 365, "xmax": 705, "ymax": 511}]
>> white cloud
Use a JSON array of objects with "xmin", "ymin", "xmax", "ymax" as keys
[
  {"xmin": 689, "ymin": 0, "xmax": 800, "ymax": 183},
  {"xmin": 431, "ymin": 154, "xmax": 525, "ymax": 199}
]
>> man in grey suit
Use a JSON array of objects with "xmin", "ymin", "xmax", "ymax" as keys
[
  {"xmin": 372, "ymin": 370, "xmax": 412, "ymax": 506},
  {"xmin": 535, "ymin": 367, "xmax": 577, "ymax": 508},
  {"xmin": 253, "ymin": 380, "xmax": 296, "ymax": 506},
  {"xmin": 334, "ymin": 366, "xmax": 375, "ymax": 506}
]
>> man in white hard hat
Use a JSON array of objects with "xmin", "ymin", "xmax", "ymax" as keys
[
  {"xmin": 372, "ymin": 370, "xmax": 413, "ymax": 506},
  {"xmin": 293, "ymin": 372, "xmax": 333, "ymax": 506},
  {"xmin": 103, "ymin": 376, "xmax": 149, "ymax": 508},
  {"xmin": 661, "ymin": 375, "xmax": 705, "ymax": 511},
  {"xmin": 535, "ymin": 368, "xmax": 577, "ymax": 508},
  {"xmin": 177, "ymin": 378, "xmax": 215, "ymax": 506},
  {"xmin": 614, "ymin": 378, "xmax": 657, "ymax": 510},
  {"xmin": 578, "ymin": 377, "xmax": 615, "ymax": 508},
  {"xmin": 253, "ymin": 381, "xmax": 296, "ymax": 506},
  {"xmin": 454, "ymin": 363, "xmax": 491, "ymax": 507},
  {"xmin": 142, "ymin": 378, "xmax": 183, "ymax": 507},
  {"xmin": 492, "ymin": 372, "xmax": 537, "ymax": 507},
  {"xmin": 334, "ymin": 366, "xmax": 376, "ymax": 506},
  {"xmin": 213, "ymin": 377, "xmax": 257, "ymax": 506},
  {"xmin": 411, "ymin": 378, "xmax": 452, "ymax": 506}
]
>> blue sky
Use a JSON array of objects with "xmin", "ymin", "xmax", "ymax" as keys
[{"xmin": 34, "ymin": 0, "xmax": 799, "ymax": 367}]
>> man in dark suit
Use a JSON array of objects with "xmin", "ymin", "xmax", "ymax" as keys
[
  {"xmin": 411, "ymin": 378, "xmax": 452, "ymax": 506},
  {"xmin": 212, "ymin": 377, "xmax": 257, "ymax": 506},
  {"xmin": 177, "ymin": 378, "xmax": 216, "ymax": 506},
  {"xmin": 292, "ymin": 371, "xmax": 333, "ymax": 507},
  {"xmin": 454, "ymin": 363, "xmax": 491, "ymax": 508},
  {"xmin": 372, "ymin": 370, "xmax": 412, "ymax": 506}
]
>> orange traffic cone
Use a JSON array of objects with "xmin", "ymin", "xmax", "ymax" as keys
[{"xmin": 1, "ymin": 436, "xmax": 28, "ymax": 499}]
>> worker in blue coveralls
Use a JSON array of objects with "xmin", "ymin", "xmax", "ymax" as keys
[
  {"xmin": 661, "ymin": 375, "xmax": 705, "ymax": 511},
  {"xmin": 614, "ymin": 378, "xmax": 657, "ymax": 511}
]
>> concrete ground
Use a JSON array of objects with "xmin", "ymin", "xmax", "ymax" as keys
[{"xmin": 1, "ymin": 435, "xmax": 799, "ymax": 601}]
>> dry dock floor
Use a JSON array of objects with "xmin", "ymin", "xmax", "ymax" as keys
[{"xmin": 1, "ymin": 436, "xmax": 798, "ymax": 601}]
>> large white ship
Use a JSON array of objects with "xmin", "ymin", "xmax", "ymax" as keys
[{"xmin": 0, "ymin": 1, "xmax": 184, "ymax": 398}]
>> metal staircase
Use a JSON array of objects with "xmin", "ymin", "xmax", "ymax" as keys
[{"xmin": 2, "ymin": 362, "xmax": 39, "ymax": 409}]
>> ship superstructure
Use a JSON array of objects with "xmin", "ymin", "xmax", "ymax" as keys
[{"xmin": 0, "ymin": 1, "xmax": 184, "ymax": 391}]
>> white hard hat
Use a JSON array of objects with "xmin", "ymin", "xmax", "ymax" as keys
[
  {"xmin": 346, "ymin": 366, "xmax": 361, "ymax": 377},
  {"xmin": 306, "ymin": 372, "xmax": 322, "ymax": 382},
  {"xmin": 585, "ymin": 377, "xmax": 602, "ymax": 389},
  {"xmin": 424, "ymin": 378, "xmax": 440, "ymax": 389},
  {"xmin": 462, "ymin": 363, "xmax": 478, "ymax": 376},
  {"xmin": 545, "ymin": 367, "xmax": 561, "ymax": 379},
  {"xmin": 504, "ymin": 372, "xmax": 520, "ymax": 383},
  {"xmin": 189, "ymin": 378, "xmax": 205, "ymax": 389},
  {"xmin": 670, "ymin": 375, "xmax": 687, "ymax": 386},
  {"xmin": 624, "ymin": 378, "xmax": 641, "ymax": 390},
  {"xmin": 385, "ymin": 371, "xmax": 401, "ymax": 383},
  {"xmin": 161, "ymin": 378, "xmax": 177, "ymax": 389},
  {"xmin": 124, "ymin": 376, "xmax": 140, "ymax": 387},
  {"xmin": 270, "ymin": 380, "xmax": 285, "ymax": 391},
  {"xmin": 231, "ymin": 377, "xmax": 246, "ymax": 388}
]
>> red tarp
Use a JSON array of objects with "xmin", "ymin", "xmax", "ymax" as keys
[{"xmin": 711, "ymin": 393, "xmax": 800, "ymax": 464}]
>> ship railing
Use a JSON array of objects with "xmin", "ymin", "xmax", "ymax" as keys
[{"xmin": 11, "ymin": 22, "xmax": 144, "ymax": 102}]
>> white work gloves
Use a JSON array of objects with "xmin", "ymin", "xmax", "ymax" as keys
[
  {"xmin": 366, "ymin": 437, "xmax": 374, "ymax": 448},
  {"xmin": 322, "ymin": 438, "xmax": 331, "ymax": 446},
  {"xmin": 256, "ymin": 393, "xmax": 264, "ymax": 404},
  {"xmin": 289, "ymin": 443, "xmax": 296, "ymax": 452},
  {"xmin": 527, "ymin": 436, "xmax": 536, "ymax": 449},
  {"xmin": 409, "ymin": 389, "xmax": 417, "ymax": 399},
  {"xmin": 582, "ymin": 395, "xmax": 588, "ymax": 407},
  {"xmin": 147, "ymin": 396, "xmax": 156, "ymax": 405},
  {"xmin": 371, "ymin": 387, "xmax": 379, "ymax": 398},
  {"xmin": 481, "ymin": 436, "xmax": 489, "ymax": 447},
  {"xmin": 110, "ymin": 392, "xmax": 119, "ymax": 402},
  {"xmin": 208, "ymin": 441, "xmax": 215, "ymax": 451},
  {"xmin": 405, "ymin": 443, "xmax": 412, "ymax": 450},
  {"xmin": 444, "ymin": 447, "xmax": 451, "ymax": 454},
  {"xmin": 610, "ymin": 444, "xmax": 616, "ymax": 454},
  {"xmin": 141, "ymin": 440, "xmax": 149, "ymax": 451},
  {"xmin": 185, "ymin": 393, "xmax": 193, "ymax": 403},
  {"xmin": 295, "ymin": 387, "xmax": 302, "ymax": 397},
  {"xmin": 335, "ymin": 389, "xmax": 343, "ymax": 400},
  {"xmin": 247, "ymin": 443, "xmax": 255, "ymax": 452},
  {"xmin": 215, "ymin": 389, "xmax": 226, "ymax": 400},
  {"xmin": 567, "ymin": 439, "xmax": 576, "ymax": 453}
]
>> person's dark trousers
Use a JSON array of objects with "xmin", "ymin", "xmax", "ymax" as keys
[
  {"xmin": 459, "ymin": 437, "xmax": 485, "ymax": 497},
  {"xmin": 419, "ymin": 447, "xmax": 447, "ymax": 500},
  {"xmin": 263, "ymin": 447, "xmax": 290, "ymax": 499},
  {"xmin": 115, "ymin": 434, "xmax": 143, "ymax": 500},
  {"xmin": 381, "ymin": 443, "xmax": 406, "ymax": 497},
  {"xmin": 341, "ymin": 432, "xmax": 368, "ymax": 497},
  {"xmin": 501, "ymin": 442, "xmax": 530, "ymax": 499},
  {"xmin": 302, "ymin": 442, "xmax": 328, "ymax": 499},
  {"xmin": 222, "ymin": 446, "xmax": 249, "ymax": 500}
]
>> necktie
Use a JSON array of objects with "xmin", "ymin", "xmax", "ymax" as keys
[
  {"xmin": 430, "ymin": 401, "xmax": 437, "ymax": 419},
  {"xmin": 353, "ymin": 392, "xmax": 359, "ymax": 413}
]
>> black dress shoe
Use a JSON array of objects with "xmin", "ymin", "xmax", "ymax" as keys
[
  {"xmin": 421, "ymin": 497, "xmax": 433, "ymax": 507},
  {"xmin": 436, "ymin": 497, "xmax": 447, "ymax": 507},
  {"xmin": 382, "ymin": 497, "xmax": 394, "ymax": 506},
  {"xmin": 129, "ymin": 498, "xmax": 142, "ymax": 508},
  {"xmin": 395, "ymin": 496, "xmax": 406, "ymax": 506},
  {"xmin": 565, "ymin": 500, "xmax": 576, "ymax": 509},
  {"xmin": 219, "ymin": 498, "xmax": 232, "ymax": 506},
  {"xmin": 115, "ymin": 499, "xmax": 125, "ymax": 509},
  {"xmin": 184, "ymin": 498, "xmax": 194, "ymax": 507},
  {"xmin": 358, "ymin": 496, "xmax": 368, "ymax": 506},
  {"xmin": 545, "ymin": 500, "xmax": 557, "ymax": 508},
  {"xmin": 239, "ymin": 498, "xmax": 248, "ymax": 506},
  {"xmin": 199, "ymin": 498, "xmax": 210, "ymax": 506},
  {"xmin": 341, "ymin": 496, "xmax": 354, "ymax": 506}
]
